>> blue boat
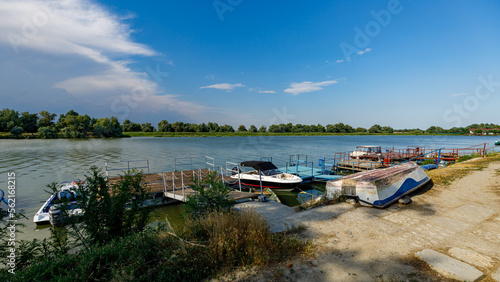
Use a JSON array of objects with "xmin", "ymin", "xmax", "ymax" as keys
[{"xmin": 326, "ymin": 162, "xmax": 430, "ymax": 208}]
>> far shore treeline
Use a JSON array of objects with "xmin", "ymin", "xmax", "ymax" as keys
[{"xmin": 0, "ymin": 108, "xmax": 499, "ymax": 139}]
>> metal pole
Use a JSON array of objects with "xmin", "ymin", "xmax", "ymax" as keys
[
  {"xmin": 172, "ymin": 171, "xmax": 175, "ymax": 196},
  {"xmin": 238, "ymin": 166, "xmax": 242, "ymax": 192},
  {"xmin": 437, "ymin": 149, "xmax": 442, "ymax": 168},
  {"xmin": 259, "ymin": 169, "xmax": 263, "ymax": 196}
]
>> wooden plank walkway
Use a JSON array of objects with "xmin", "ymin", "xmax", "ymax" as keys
[
  {"xmin": 108, "ymin": 169, "xmax": 258, "ymax": 202},
  {"xmin": 336, "ymin": 160, "xmax": 387, "ymax": 171}
]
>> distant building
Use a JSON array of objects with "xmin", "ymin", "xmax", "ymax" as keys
[{"xmin": 469, "ymin": 128, "xmax": 500, "ymax": 135}]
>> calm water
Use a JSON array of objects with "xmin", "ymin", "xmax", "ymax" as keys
[{"xmin": 1, "ymin": 135, "xmax": 498, "ymax": 240}]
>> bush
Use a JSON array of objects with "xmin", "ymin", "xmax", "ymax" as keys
[
  {"xmin": 37, "ymin": 127, "xmax": 58, "ymax": 138},
  {"xmin": 10, "ymin": 126, "xmax": 24, "ymax": 138},
  {"xmin": 185, "ymin": 172, "xmax": 231, "ymax": 218}
]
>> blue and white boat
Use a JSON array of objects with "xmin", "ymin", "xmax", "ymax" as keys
[
  {"xmin": 33, "ymin": 180, "xmax": 85, "ymax": 225},
  {"xmin": 326, "ymin": 161, "xmax": 430, "ymax": 208}
]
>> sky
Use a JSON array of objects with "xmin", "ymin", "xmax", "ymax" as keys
[{"xmin": 0, "ymin": 0, "xmax": 499, "ymax": 129}]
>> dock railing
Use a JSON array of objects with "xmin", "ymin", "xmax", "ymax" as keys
[
  {"xmin": 224, "ymin": 161, "xmax": 242, "ymax": 191},
  {"xmin": 174, "ymin": 156, "xmax": 214, "ymax": 171},
  {"xmin": 105, "ymin": 159, "xmax": 150, "ymax": 178}
]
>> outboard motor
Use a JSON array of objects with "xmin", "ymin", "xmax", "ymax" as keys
[
  {"xmin": 231, "ymin": 167, "xmax": 242, "ymax": 175},
  {"xmin": 49, "ymin": 204, "xmax": 64, "ymax": 226}
]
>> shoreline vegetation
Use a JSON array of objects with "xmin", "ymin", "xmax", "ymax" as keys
[{"xmin": 1, "ymin": 108, "xmax": 499, "ymax": 139}]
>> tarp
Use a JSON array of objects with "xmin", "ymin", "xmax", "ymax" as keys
[{"xmin": 240, "ymin": 161, "xmax": 277, "ymax": 171}]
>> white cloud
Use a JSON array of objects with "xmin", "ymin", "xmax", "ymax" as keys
[
  {"xmin": 357, "ymin": 48, "xmax": 372, "ymax": 55},
  {"xmin": 258, "ymin": 90, "xmax": 276, "ymax": 94},
  {"xmin": 0, "ymin": 0, "xmax": 204, "ymax": 118},
  {"xmin": 450, "ymin": 93, "xmax": 469, "ymax": 97},
  {"xmin": 200, "ymin": 83, "xmax": 245, "ymax": 91},
  {"xmin": 284, "ymin": 80, "xmax": 338, "ymax": 95},
  {"xmin": 336, "ymin": 59, "xmax": 344, "ymax": 63}
]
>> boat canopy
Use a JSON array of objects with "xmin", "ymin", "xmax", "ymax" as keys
[{"xmin": 240, "ymin": 161, "xmax": 278, "ymax": 171}]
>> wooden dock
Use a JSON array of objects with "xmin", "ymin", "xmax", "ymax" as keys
[
  {"xmin": 335, "ymin": 159, "xmax": 387, "ymax": 172},
  {"xmin": 108, "ymin": 169, "xmax": 259, "ymax": 202}
]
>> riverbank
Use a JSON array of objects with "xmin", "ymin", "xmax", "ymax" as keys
[{"xmin": 230, "ymin": 153, "xmax": 500, "ymax": 281}]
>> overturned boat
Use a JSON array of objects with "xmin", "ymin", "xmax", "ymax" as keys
[
  {"xmin": 231, "ymin": 161, "xmax": 303, "ymax": 190},
  {"xmin": 326, "ymin": 162, "xmax": 430, "ymax": 208}
]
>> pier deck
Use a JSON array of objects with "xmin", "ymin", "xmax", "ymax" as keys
[
  {"xmin": 278, "ymin": 165, "xmax": 343, "ymax": 182},
  {"xmin": 108, "ymin": 169, "xmax": 259, "ymax": 202}
]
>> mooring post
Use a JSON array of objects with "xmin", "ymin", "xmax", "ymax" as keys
[
  {"xmin": 238, "ymin": 166, "xmax": 242, "ymax": 192},
  {"xmin": 437, "ymin": 149, "xmax": 442, "ymax": 168}
]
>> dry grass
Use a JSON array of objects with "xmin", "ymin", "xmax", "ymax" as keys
[
  {"xmin": 182, "ymin": 209, "xmax": 313, "ymax": 268},
  {"xmin": 426, "ymin": 153, "xmax": 500, "ymax": 187}
]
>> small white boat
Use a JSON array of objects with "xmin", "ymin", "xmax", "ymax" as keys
[
  {"xmin": 231, "ymin": 161, "xmax": 303, "ymax": 190},
  {"xmin": 350, "ymin": 145, "xmax": 382, "ymax": 160},
  {"xmin": 33, "ymin": 180, "xmax": 85, "ymax": 225},
  {"xmin": 326, "ymin": 162, "xmax": 430, "ymax": 208}
]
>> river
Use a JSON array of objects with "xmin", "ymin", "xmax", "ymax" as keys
[{"xmin": 1, "ymin": 135, "xmax": 498, "ymax": 240}]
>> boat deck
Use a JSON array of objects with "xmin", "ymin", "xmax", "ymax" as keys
[{"xmin": 278, "ymin": 165, "xmax": 343, "ymax": 182}]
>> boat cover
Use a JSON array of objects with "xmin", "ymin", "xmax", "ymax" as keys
[{"xmin": 240, "ymin": 161, "xmax": 278, "ymax": 171}]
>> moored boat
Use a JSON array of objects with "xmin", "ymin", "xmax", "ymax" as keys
[
  {"xmin": 350, "ymin": 145, "xmax": 382, "ymax": 160},
  {"xmin": 495, "ymin": 140, "xmax": 500, "ymax": 146},
  {"xmin": 231, "ymin": 161, "xmax": 303, "ymax": 190},
  {"xmin": 326, "ymin": 161, "xmax": 430, "ymax": 208},
  {"xmin": 33, "ymin": 180, "xmax": 85, "ymax": 225}
]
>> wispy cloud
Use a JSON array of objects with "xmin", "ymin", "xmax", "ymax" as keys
[
  {"xmin": 0, "ymin": 0, "xmax": 204, "ymax": 118},
  {"xmin": 258, "ymin": 90, "xmax": 276, "ymax": 94},
  {"xmin": 357, "ymin": 48, "xmax": 372, "ymax": 55},
  {"xmin": 450, "ymin": 93, "xmax": 469, "ymax": 97},
  {"xmin": 284, "ymin": 80, "xmax": 338, "ymax": 95},
  {"xmin": 336, "ymin": 59, "xmax": 344, "ymax": 63},
  {"xmin": 200, "ymin": 83, "xmax": 245, "ymax": 91}
]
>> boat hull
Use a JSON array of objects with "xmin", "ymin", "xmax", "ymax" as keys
[
  {"xmin": 236, "ymin": 179, "xmax": 300, "ymax": 190},
  {"xmin": 326, "ymin": 162, "xmax": 430, "ymax": 208}
]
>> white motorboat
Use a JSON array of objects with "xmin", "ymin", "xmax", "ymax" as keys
[
  {"xmin": 231, "ymin": 161, "xmax": 303, "ymax": 190},
  {"xmin": 326, "ymin": 161, "xmax": 430, "ymax": 208},
  {"xmin": 350, "ymin": 145, "xmax": 382, "ymax": 160},
  {"xmin": 33, "ymin": 180, "xmax": 85, "ymax": 225}
]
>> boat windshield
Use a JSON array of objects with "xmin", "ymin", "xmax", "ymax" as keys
[{"xmin": 262, "ymin": 169, "xmax": 282, "ymax": 176}]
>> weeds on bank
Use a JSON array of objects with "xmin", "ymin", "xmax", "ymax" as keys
[
  {"xmin": 2, "ymin": 170, "xmax": 311, "ymax": 281},
  {"xmin": 427, "ymin": 152, "xmax": 500, "ymax": 187},
  {"xmin": 295, "ymin": 191, "xmax": 347, "ymax": 212}
]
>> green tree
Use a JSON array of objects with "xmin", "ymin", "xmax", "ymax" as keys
[
  {"xmin": 10, "ymin": 126, "xmax": 24, "ymax": 138},
  {"xmin": 268, "ymin": 124, "xmax": 281, "ymax": 133},
  {"xmin": 185, "ymin": 172, "xmax": 231, "ymax": 217},
  {"xmin": 38, "ymin": 127, "xmax": 58, "ymax": 138},
  {"xmin": 368, "ymin": 124, "xmax": 382, "ymax": 133},
  {"xmin": 38, "ymin": 111, "xmax": 57, "ymax": 128},
  {"xmin": 0, "ymin": 108, "xmax": 19, "ymax": 132},
  {"xmin": 157, "ymin": 120, "xmax": 172, "ymax": 132},
  {"xmin": 248, "ymin": 125, "xmax": 257, "ymax": 132},
  {"xmin": 237, "ymin": 125, "xmax": 247, "ymax": 132},
  {"xmin": 381, "ymin": 126, "xmax": 394, "ymax": 133},
  {"xmin": 93, "ymin": 117, "xmax": 122, "ymax": 138},
  {"xmin": 426, "ymin": 126, "xmax": 444, "ymax": 134},
  {"xmin": 19, "ymin": 112, "xmax": 39, "ymax": 133},
  {"xmin": 355, "ymin": 127, "xmax": 367, "ymax": 132},
  {"xmin": 258, "ymin": 125, "xmax": 267, "ymax": 132},
  {"xmin": 141, "ymin": 123, "xmax": 156, "ymax": 132}
]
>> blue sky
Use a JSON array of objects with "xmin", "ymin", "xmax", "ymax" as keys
[{"xmin": 1, "ymin": 0, "xmax": 499, "ymax": 129}]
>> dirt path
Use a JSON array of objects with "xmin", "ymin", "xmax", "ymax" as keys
[{"xmin": 234, "ymin": 158, "xmax": 500, "ymax": 281}]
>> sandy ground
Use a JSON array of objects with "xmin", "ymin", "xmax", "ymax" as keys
[{"xmin": 231, "ymin": 159, "xmax": 500, "ymax": 281}]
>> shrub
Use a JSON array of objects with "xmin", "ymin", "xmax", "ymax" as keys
[
  {"xmin": 9, "ymin": 126, "xmax": 24, "ymax": 138},
  {"xmin": 37, "ymin": 127, "xmax": 58, "ymax": 138},
  {"xmin": 185, "ymin": 172, "xmax": 231, "ymax": 218}
]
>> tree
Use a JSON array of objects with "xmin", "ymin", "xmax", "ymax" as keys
[
  {"xmin": 0, "ymin": 108, "xmax": 19, "ymax": 132},
  {"xmin": 93, "ymin": 117, "xmax": 122, "ymax": 138},
  {"xmin": 368, "ymin": 124, "xmax": 382, "ymax": 133},
  {"xmin": 355, "ymin": 127, "xmax": 367, "ymax": 132},
  {"xmin": 237, "ymin": 125, "xmax": 247, "ymax": 132},
  {"xmin": 248, "ymin": 125, "xmax": 257, "ymax": 132},
  {"xmin": 426, "ymin": 126, "xmax": 444, "ymax": 134},
  {"xmin": 19, "ymin": 112, "xmax": 39, "ymax": 133},
  {"xmin": 381, "ymin": 126, "xmax": 394, "ymax": 133},
  {"xmin": 38, "ymin": 111, "xmax": 56, "ymax": 128},
  {"xmin": 38, "ymin": 127, "xmax": 58, "ymax": 138},
  {"xmin": 268, "ymin": 124, "xmax": 281, "ymax": 133},
  {"xmin": 141, "ymin": 123, "xmax": 156, "ymax": 132},
  {"xmin": 122, "ymin": 120, "xmax": 142, "ymax": 132},
  {"xmin": 157, "ymin": 120, "xmax": 172, "ymax": 132},
  {"xmin": 10, "ymin": 126, "xmax": 24, "ymax": 138},
  {"xmin": 258, "ymin": 125, "xmax": 267, "ymax": 132},
  {"xmin": 185, "ymin": 172, "xmax": 231, "ymax": 217}
]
